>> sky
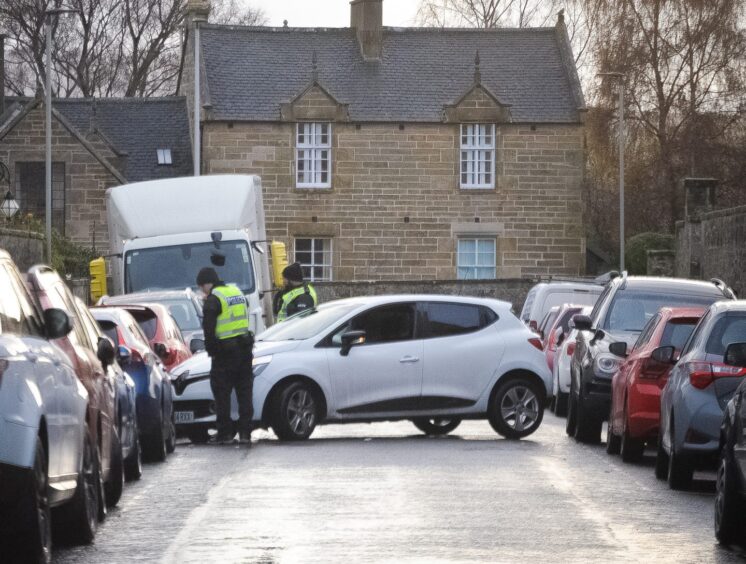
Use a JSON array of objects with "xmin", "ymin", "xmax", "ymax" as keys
[{"xmin": 248, "ymin": 0, "xmax": 421, "ymax": 27}]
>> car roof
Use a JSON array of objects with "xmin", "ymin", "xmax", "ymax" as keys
[
  {"xmin": 530, "ymin": 281, "xmax": 603, "ymax": 292},
  {"xmin": 90, "ymin": 306, "xmax": 137, "ymax": 324},
  {"xmin": 617, "ymin": 276, "xmax": 728, "ymax": 297},
  {"xmin": 708, "ymin": 300, "xmax": 746, "ymax": 314},
  {"xmin": 657, "ymin": 306, "xmax": 707, "ymax": 319},
  {"xmin": 322, "ymin": 294, "xmax": 514, "ymax": 311},
  {"xmin": 102, "ymin": 289, "xmax": 197, "ymax": 304}
]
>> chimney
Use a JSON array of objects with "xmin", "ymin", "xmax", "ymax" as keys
[
  {"xmin": 0, "ymin": 35, "xmax": 5, "ymax": 117},
  {"xmin": 185, "ymin": 0, "xmax": 210, "ymax": 27},
  {"xmin": 350, "ymin": 0, "xmax": 382, "ymax": 61}
]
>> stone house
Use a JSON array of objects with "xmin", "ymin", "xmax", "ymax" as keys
[
  {"xmin": 0, "ymin": 96, "xmax": 192, "ymax": 247},
  {"xmin": 180, "ymin": 0, "xmax": 587, "ymax": 282}
]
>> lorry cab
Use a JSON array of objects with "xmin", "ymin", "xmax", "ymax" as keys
[{"xmin": 99, "ymin": 175, "xmax": 284, "ymax": 334}]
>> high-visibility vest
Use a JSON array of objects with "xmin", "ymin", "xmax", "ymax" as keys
[
  {"xmin": 212, "ymin": 285, "xmax": 250, "ymax": 340},
  {"xmin": 277, "ymin": 283, "xmax": 318, "ymax": 322}
]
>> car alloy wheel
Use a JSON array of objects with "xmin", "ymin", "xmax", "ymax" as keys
[
  {"xmin": 412, "ymin": 418, "xmax": 462, "ymax": 436},
  {"xmin": 54, "ymin": 429, "xmax": 98, "ymax": 545},
  {"xmin": 667, "ymin": 417, "xmax": 693, "ymax": 490},
  {"xmin": 489, "ymin": 378, "xmax": 544, "ymax": 440},
  {"xmin": 714, "ymin": 449, "xmax": 746, "ymax": 545},
  {"xmin": 273, "ymin": 381, "xmax": 319, "ymax": 441},
  {"xmin": 17, "ymin": 438, "xmax": 52, "ymax": 563}
]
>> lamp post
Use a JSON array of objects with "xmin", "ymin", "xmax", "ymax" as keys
[
  {"xmin": 44, "ymin": 7, "xmax": 77, "ymax": 263},
  {"xmin": 598, "ymin": 72, "xmax": 626, "ymax": 272}
]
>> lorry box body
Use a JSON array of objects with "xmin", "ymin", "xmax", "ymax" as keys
[{"xmin": 106, "ymin": 175, "xmax": 272, "ymax": 332}]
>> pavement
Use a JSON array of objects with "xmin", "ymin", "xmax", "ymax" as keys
[{"xmin": 52, "ymin": 416, "xmax": 746, "ymax": 564}]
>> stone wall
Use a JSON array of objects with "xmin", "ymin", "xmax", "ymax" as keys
[
  {"xmin": 313, "ymin": 278, "xmax": 537, "ymax": 311},
  {"xmin": 646, "ymin": 250, "xmax": 675, "ymax": 277},
  {"xmin": 203, "ymin": 120, "xmax": 585, "ymax": 282},
  {"xmin": 0, "ymin": 228, "xmax": 44, "ymax": 270},
  {"xmin": 675, "ymin": 205, "xmax": 746, "ymax": 295},
  {"xmin": 0, "ymin": 103, "xmax": 121, "ymax": 248}
]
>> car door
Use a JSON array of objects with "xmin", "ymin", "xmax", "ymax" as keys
[
  {"xmin": 326, "ymin": 302, "xmax": 423, "ymax": 417},
  {"xmin": 419, "ymin": 302, "xmax": 503, "ymax": 409}
]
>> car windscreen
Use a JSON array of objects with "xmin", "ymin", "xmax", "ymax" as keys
[
  {"xmin": 603, "ymin": 290, "xmax": 720, "ymax": 333},
  {"xmin": 257, "ymin": 303, "xmax": 360, "ymax": 342},
  {"xmin": 153, "ymin": 298, "xmax": 202, "ymax": 331},
  {"xmin": 127, "ymin": 309, "xmax": 158, "ymax": 340},
  {"xmin": 124, "ymin": 241, "xmax": 254, "ymax": 295}
]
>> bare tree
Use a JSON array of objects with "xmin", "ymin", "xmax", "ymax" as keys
[{"xmin": 0, "ymin": 0, "xmax": 267, "ymax": 98}]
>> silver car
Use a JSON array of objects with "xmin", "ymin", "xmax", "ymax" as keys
[{"xmin": 658, "ymin": 301, "xmax": 746, "ymax": 490}]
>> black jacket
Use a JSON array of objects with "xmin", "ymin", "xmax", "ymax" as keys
[
  {"xmin": 202, "ymin": 283, "xmax": 253, "ymax": 363},
  {"xmin": 272, "ymin": 283, "xmax": 315, "ymax": 318}
]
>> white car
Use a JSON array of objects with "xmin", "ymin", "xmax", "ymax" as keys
[
  {"xmin": 171, "ymin": 295, "xmax": 552, "ymax": 441},
  {"xmin": 0, "ymin": 252, "xmax": 91, "ymax": 562},
  {"xmin": 551, "ymin": 305, "xmax": 592, "ymax": 417},
  {"xmin": 520, "ymin": 281, "xmax": 603, "ymax": 333}
]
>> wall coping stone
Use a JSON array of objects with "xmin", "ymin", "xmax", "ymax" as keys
[{"xmin": 0, "ymin": 227, "xmax": 44, "ymax": 240}]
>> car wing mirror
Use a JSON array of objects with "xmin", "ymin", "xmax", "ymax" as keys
[
  {"xmin": 609, "ymin": 341, "xmax": 628, "ymax": 358},
  {"xmin": 153, "ymin": 342, "xmax": 168, "ymax": 360},
  {"xmin": 117, "ymin": 345, "xmax": 131, "ymax": 365},
  {"xmin": 340, "ymin": 330, "xmax": 366, "ymax": 357},
  {"xmin": 572, "ymin": 314, "xmax": 592, "ymax": 332},
  {"xmin": 724, "ymin": 342, "xmax": 746, "ymax": 368},
  {"xmin": 97, "ymin": 337, "xmax": 116, "ymax": 367},
  {"xmin": 190, "ymin": 338, "xmax": 205, "ymax": 354},
  {"xmin": 651, "ymin": 345, "xmax": 675, "ymax": 365},
  {"xmin": 44, "ymin": 308, "xmax": 72, "ymax": 340}
]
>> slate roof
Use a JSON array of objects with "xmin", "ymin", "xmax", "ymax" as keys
[
  {"xmin": 199, "ymin": 25, "xmax": 585, "ymax": 123},
  {"xmin": 2, "ymin": 96, "xmax": 192, "ymax": 183}
]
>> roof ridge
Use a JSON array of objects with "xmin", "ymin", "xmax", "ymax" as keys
[
  {"xmin": 53, "ymin": 96, "xmax": 186, "ymax": 104},
  {"xmin": 200, "ymin": 23, "xmax": 555, "ymax": 34}
]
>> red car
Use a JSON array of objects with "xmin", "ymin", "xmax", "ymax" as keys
[
  {"xmin": 543, "ymin": 304, "xmax": 585, "ymax": 373},
  {"xmin": 607, "ymin": 307, "xmax": 705, "ymax": 462},
  {"xmin": 112, "ymin": 304, "xmax": 191, "ymax": 371}
]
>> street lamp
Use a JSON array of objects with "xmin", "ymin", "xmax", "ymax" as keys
[
  {"xmin": 0, "ymin": 190, "xmax": 19, "ymax": 219},
  {"xmin": 598, "ymin": 72, "xmax": 626, "ymax": 272},
  {"xmin": 44, "ymin": 7, "xmax": 77, "ymax": 263}
]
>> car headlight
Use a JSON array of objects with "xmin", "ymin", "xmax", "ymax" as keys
[
  {"xmin": 253, "ymin": 355, "xmax": 272, "ymax": 378},
  {"xmin": 594, "ymin": 354, "xmax": 620, "ymax": 377}
]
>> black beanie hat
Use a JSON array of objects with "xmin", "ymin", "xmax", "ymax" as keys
[
  {"xmin": 282, "ymin": 262, "xmax": 304, "ymax": 283},
  {"xmin": 196, "ymin": 267, "xmax": 220, "ymax": 286}
]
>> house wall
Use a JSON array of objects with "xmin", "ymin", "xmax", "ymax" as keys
[
  {"xmin": 0, "ymin": 104, "xmax": 120, "ymax": 249},
  {"xmin": 202, "ymin": 120, "xmax": 585, "ymax": 281}
]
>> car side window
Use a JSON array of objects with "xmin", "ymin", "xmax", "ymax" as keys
[
  {"xmin": 705, "ymin": 314, "xmax": 746, "ymax": 357},
  {"xmin": 423, "ymin": 302, "xmax": 495, "ymax": 338},
  {"xmin": 333, "ymin": 303, "xmax": 416, "ymax": 345},
  {"xmin": 632, "ymin": 314, "xmax": 660, "ymax": 351},
  {"xmin": 682, "ymin": 310, "xmax": 711, "ymax": 356}
]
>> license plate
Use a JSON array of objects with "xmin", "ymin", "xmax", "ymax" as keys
[{"xmin": 175, "ymin": 411, "xmax": 194, "ymax": 423}]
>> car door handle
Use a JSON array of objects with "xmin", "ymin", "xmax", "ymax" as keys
[{"xmin": 399, "ymin": 356, "xmax": 420, "ymax": 364}]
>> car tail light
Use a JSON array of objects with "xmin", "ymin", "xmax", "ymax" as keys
[
  {"xmin": 639, "ymin": 357, "xmax": 671, "ymax": 380},
  {"xmin": 566, "ymin": 341, "xmax": 576, "ymax": 356},
  {"xmin": 685, "ymin": 361, "xmax": 746, "ymax": 390},
  {"xmin": 528, "ymin": 337, "xmax": 544, "ymax": 351}
]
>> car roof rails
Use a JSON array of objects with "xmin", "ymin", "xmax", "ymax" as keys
[
  {"xmin": 711, "ymin": 278, "xmax": 737, "ymax": 300},
  {"xmin": 592, "ymin": 270, "xmax": 620, "ymax": 286}
]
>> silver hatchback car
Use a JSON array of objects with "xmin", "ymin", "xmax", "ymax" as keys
[{"xmin": 658, "ymin": 301, "xmax": 746, "ymax": 490}]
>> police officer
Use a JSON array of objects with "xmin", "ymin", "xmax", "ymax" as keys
[
  {"xmin": 196, "ymin": 267, "xmax": 254, "ymax": 445},
  {"xmin": 273, "ymin": 262, "xmax": 318, "ymax": 322}
]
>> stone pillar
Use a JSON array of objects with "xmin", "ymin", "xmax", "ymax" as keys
[
  {"xmin": 646, "ymin": 250, "xmax": 675, "ymax": 277},
  {"xmin": 681, "ymin": 178, "xmax": 717, "ymax": 280}
]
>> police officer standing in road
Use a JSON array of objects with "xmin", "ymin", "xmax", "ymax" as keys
[
  {"xmin": 273, "ymin": 262, "xmax": 318, "ymax": 322},
  {"xmin": 197, "ymin": 267, "xmax": 254, "ymax": 445}
]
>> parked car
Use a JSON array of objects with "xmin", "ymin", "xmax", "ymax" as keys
[
  {"xmin": 92, "ymin": 307, "xmax": 176, "ymax": 463},
  {"xmin": 0, "ymin": 251, "xmax": 93, "ymax": 561},
  {"xmin": 606, "ymin": 307, "xmax": 705, "ymax": 462},
  {"xmin": 657, "ymin": 300, "xmax": 746, "ymax": 490},
  {"xmin": 568, "ymin": 275, "xmax": 734, "ymax": 444},
  {"xmin": 552, "ymin": 306, "xmax": 592, "ymax": 417},
  {"xmin": 544, "ymin": 304, "xmax": 585, "ymax": 374},
  {"xmin": 715, "ymin": 365, "xmax": 746, "ymax": 546},
  {"xmin": 100, "ymin": 289, "xmax": 204, "ymax": 353},
  {"xmin": 520, "ymin": 281, "xmax": 603, "ymax": 332},
  {"xmin": 102, "ymin": 303, "xmax": 191, "ymax": 371},
  {"xmin": 26, "ymin": 266, "xmax": 127, "ymax": 517},
  {"xmin": 171, "ymin": 295, "xmax": 551, "ymax": 442}
]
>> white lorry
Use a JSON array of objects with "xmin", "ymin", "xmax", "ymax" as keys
[{"xmin": 102, "ymin": 175, "xmax": 278, "ymax": 333}]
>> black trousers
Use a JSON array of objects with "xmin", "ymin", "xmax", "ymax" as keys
[{"xmin": 210, "ymin": 356, "xmax": 253, "ymax": 438}]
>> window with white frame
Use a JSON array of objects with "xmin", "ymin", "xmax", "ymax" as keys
[
  {"xmin": 457, "ymin": 238, "xmax": 496, "ymax": 280},
  {"xmin": 460, "ymin": 124, "xmax": 495, "ymax": 189},
  {"xmin": 295, "ymin": 238, "xmax": 333, "ymax": 281},
  {"xmin": 296, "ymin": 123, "xmax": 331, "ymax": 188}
]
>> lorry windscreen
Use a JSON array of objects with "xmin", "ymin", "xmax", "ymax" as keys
[{"xmin": 125, "ymin": 241, "xmax": 255, "ymax": 295}]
